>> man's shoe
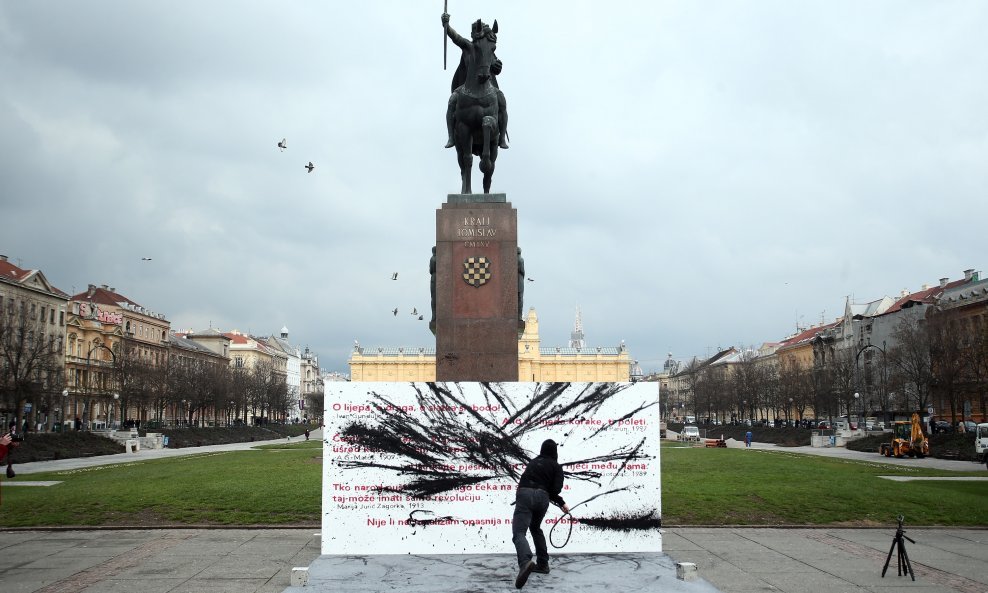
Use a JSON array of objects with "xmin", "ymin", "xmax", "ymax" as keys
[
  {"xmin": 532, "ymin": 563, "xmax": 550, "ymax": 574},
  {"xmin": 515, "ymin": 560, "xmax": 536, "ymax": 589},
  {"xmin": 445, "ymin": 138, "xmax": 455, "ymax": 148}
]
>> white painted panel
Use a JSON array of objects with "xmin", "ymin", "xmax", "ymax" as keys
[{"xmin": 322, "ymin": 382, "xmax": 661, "ymax": 555}]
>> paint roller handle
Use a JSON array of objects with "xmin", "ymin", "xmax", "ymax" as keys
[{"xmin": 561, "ymin": 504, "xmax": 571, "ymax": 514}]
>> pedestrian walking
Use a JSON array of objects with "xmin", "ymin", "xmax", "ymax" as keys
[
  {"xmin": 512, "ymin": 439, "xmax": 570, "ymax": 589},
  {"xmin": 745, "ymin": 430, "xmax": 752, "ymax": 448}
]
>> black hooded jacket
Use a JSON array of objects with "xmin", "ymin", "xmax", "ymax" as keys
[{"xmin": 517, "ymin": 439, "xmax": 566, "ymax": 507}]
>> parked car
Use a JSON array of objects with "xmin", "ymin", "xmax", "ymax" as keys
[
  {"xmin": 932, "ymin": 420, "xmax": 951, "ymax": 433},
  {"xmin": 680, "ymin": 425, "xmax": 701, "ymax": 442},
  {"xmin": 957, "ymin": 420, "xmax": 977, "ymax": 433},
  {"xmin": 817, "ymin": 421, "xmax": 831, "ymax": 429}
]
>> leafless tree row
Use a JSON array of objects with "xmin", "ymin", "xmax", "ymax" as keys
[
  {"xmin": 668, "ymin": 315, "xmax": 987, "ymax": 426},
  {"xmin": 2, "ymin": 307, "xmax": 300, "ymax": 429}
]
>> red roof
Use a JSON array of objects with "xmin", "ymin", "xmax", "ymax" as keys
[
  {"xmin": 0, "ymin": 258, "xmax": 67, "ymax": 296},
  {"xmin": 69, "ymin": 285, "xmax": 140, "ymax": 308},
  {"xmin": 880, "ymin": 278, "xmax": 968, "ymax": 316},
  {"xmin": 0, "ymin": 259, "xmax": 24, "ymax": 281},
  {"xmin": 223, "ymin": 332, "xmax": 252, "ymax": 345},
  {"xmin": 777, "ymin": 320, "xmax": 839, "ymax": 350}
]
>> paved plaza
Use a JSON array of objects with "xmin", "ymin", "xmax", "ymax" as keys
[{"xmin": 1, "ymin": 434, "xmax": 985, "ymax": 593}]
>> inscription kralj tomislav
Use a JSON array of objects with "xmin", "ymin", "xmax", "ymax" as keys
[{"xmin": 442, "ymin": 11, "xmax": 508, "ymax": 195}]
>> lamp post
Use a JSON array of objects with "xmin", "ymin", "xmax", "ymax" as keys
[
  {"xmin": 788, "ymin": 397, "xmax": 794, "ymax": 426},
  {"xmin": 856, "ymin": 342, "xmax": 887, "ymax": 429},
  {"xmin": 853, "ymin": 392, "xmax": 860, "ymax": 431},
  {"xmin": 111, "ymin": 392, "xmax": 119, "ymax": 430},
  {"xmin": 61, "ymin": 389, "xmax": 69, "ymax": 432}
]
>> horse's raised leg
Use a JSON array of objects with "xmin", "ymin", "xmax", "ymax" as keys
[{"xmin": 480, "ymin": 115, "xmax": 497, "ymax": 194}]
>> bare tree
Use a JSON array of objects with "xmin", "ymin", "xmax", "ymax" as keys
[
  {"xmin": 926, "ymin": 312, "xmax": 970, "ymax": 422},
  {"xmin": 960, "ymin": 318, "xmax": 988, "ymax": 424},
  {"xmin": 777, "ymin": 355, "xmax": 812, "ymax": 423},
  {"xmin": 305, "ymin": 388, "xmax": 325, "ymax": 423},
  {"xmin": 0, "ymin": 304, "xmax": 64, "ymax": 431},
  {"xmin": 886, "ymin": 318, "xmax": 934, "ymax": 414}
]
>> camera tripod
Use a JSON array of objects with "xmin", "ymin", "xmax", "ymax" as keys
[{"xmin": 881, "ymin": 515, "xmax": 915, "ymax": 581}]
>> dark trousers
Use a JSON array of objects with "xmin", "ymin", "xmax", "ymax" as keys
[{"xmin": 512, "ymin": 487, "xmax": 550, "ymax": 568}]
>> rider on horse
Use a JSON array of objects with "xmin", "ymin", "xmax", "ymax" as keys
[{"xmin": 442, "ymin": 13, "xmax": 509, "ymax": 151}]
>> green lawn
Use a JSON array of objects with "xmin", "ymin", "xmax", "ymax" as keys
[
  {"xmin": 1, "ymin": 440, "xmax": 985, "ymax": 528},
  {"xmin": 661, "ymin": 446, "xmax": 988, "ymax": 526},
  {"xmin": 0, "ymin": 441, "xmax": 322, "ymax": 528}
]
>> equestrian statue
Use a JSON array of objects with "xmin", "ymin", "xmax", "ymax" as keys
[{"xmin": 442, "ymin": 11, "xmax": 508, "ymax": 194}]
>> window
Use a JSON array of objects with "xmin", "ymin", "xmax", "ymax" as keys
[
  {"xmin": 59, "ymin": 310, "xmax": 64, "ymax": 325},
  {"xmin": 40, "ymin": 305, "xmax": 46, "ymax": 321},
  {"xmin": 50, "ymin": 308, "xmax": 55, "ymax": 324}
]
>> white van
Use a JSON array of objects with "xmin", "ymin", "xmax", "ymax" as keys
[
  {"xmin": 976, "ymin": 423, "xmax": 988, "ymax": 467},
  {"xmin": 680, "ymin": 425, "xmax": 700, "ymax": 442}
]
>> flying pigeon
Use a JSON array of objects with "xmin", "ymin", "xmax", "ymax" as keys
[
  {"xmin": 391, "ymin": 272, "xmax": 398, "ymax": 280},
  {"xmin": 305, "ymin": 161, "xmax": 314, "ymax": 173},
  {"xmin": 418, "ymin": 315, "xmax": 424, "ymax": 320},
  {"xmin": 411, "ymin": 307, "xmax": 418, "ymax": 315},
  {"xmin": 278, "ymin": 138, "xmax": 287, "ymax": 151},
  {"xmin": 527, "ymin": 277, "xmax": 534, "ymax": 282},
  {"xmin": 141, "ymin": 257, "xmax": 152, "ymax": 261},
  {"xmin": 392, "ymin": 308, "xmax": 398, "ymax": 316}
]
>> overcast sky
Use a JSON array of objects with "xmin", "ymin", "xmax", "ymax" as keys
[{"xmin": 2, "ymin": 1, "xmax": 986, "ymax": 374}]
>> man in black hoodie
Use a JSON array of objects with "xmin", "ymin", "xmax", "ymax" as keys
[{"xmin": 512, "ymin": 438, "xmax": 570, "ymax": 589}]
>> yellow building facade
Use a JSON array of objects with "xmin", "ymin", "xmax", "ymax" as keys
[{"xmin": 349, "ymin": 308, "xmax": 632, "ymax": 382}]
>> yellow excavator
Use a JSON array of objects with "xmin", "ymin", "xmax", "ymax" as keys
[{"xmin": 879, "ymin": 412, "xmax": 929, "ymax": 458}]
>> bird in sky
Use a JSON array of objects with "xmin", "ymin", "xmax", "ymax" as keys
[
  {"xmin": 392, "ymin": 308, "xmax": 398, "ymax": 316},
  {"xmin": 411, "ymin": 307, "xmax": 418, "ymax": 316},
  {"xmin": 278, "ymin": 138, "xmax": 287, "ymax": 151},
  {"xmin": 527, "ymin": 277, "xmax": 534, "ymax": 282},
  {"xmin": 305, "ymin": 161, "xmax": 314, "ymax": 173},
  {"xmin": 418, "ymin": 315, "xmax": 424, "ymax": 320},
  {"xmin": 391, "ymin": 272, "xmax": 398, "ymax": 280},
  {"xmin": 141, "ymin": 257, "xmax": 152, "ymax": 261}
]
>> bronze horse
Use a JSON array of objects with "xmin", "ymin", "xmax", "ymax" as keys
[{"xmin": 445, "ymin": 18, "xmax": 503, "ymax": 194}]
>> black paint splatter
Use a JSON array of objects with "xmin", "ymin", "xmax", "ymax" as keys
[
  {"xmin": 336, "ymin": 382, "xmax": 656, "ymax": 500},
  {"xmin": 577, "ymin": 510, "xmax": 661, "ymax": 532},
  {"xmin": 407, "ymin": 510, "xmax": 457, "ymax": 527}
]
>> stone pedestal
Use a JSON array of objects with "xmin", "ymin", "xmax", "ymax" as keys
[{"xmin": 434, "ymin": 194, "xmax": 519, "ymax": 382}]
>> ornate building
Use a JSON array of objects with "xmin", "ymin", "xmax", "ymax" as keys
[
  {"xmin": 0, "ymin": 255, "xmax": 69, "ymax": 430},
  {"xmin": 349, "ymin": 308, "xmax": 632, "ymax": 382},
  {"xmin": 65, "ymin": 284, "xmax": 170, "ymax": 428},
  {"xmin": 267, "ymin": 327, "xmax": 302, "ymax": 422}
]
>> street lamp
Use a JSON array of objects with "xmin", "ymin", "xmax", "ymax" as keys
[
  {"xmin": 853, "ymin": 392, "xmax": 860, "ymax": 431},
  {"xmin": 788, "ymin": 397, "xmax": 794, "ymax": 426},
  {"xmin": 61, "ymin": 389, "xmax": 69, "ymax": 432},
  {"xmin": 111, "ymin": 393, "xmax": 119, "ymax": 430}
]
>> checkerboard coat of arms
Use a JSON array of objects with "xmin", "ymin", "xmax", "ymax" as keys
[{"xmin": 462, "ymin": 256, "xmax": 492, "ymax": 287}]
